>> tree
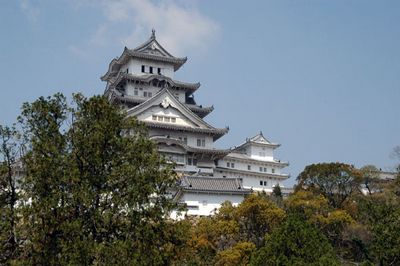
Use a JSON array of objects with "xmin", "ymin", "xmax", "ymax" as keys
[
  {"xmin": 250, "ymin": 215, "xmax": 339, "ymax": 266},
  {"xmin": 272, "ymin": 184, "xmax": 282, "ymax": 199},
  {"xmin": 16, "ymin": 93, "xmax": 180, "ymax": 265},
  {"xmin": 0, "ymin": 125, "xmax": 22, "ymax": 262},
  {"xmin": 235, "ymin": 194, "xmax": 285, "ymax": 248},
  {"xmin": 360, "ymin": 165, "xmax": 382, "ymax": 195},
  {"xmin": 358, "ymin": 188, "xmax": 400, "ymax": 265},
  {"xmin": 215, "ymin": 241, "xmax": 255, "ymax": 266},
  {"xmin": 297, "ymin": 163, "xmax": 363, "ymax": 208}
]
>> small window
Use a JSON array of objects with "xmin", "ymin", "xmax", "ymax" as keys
[
  {"xmin": 134, "ymin": 88, "xmax": 138, "ymax": 96},
  {"xmin": 247, "ymin": 165, "xmax": 251, "ymax": 170},
  {"xmin": 164, "ymin": 117, "xmax": 170, "ymax": 122},
  {"xmin": 260, "ymin": 181, "xmax": 263, "ymax": 186},
  {"xmin": 183, "ymin": 137, "xmax": 187, "ymax": 144},
  {"xmin": 202, "ymin": 139, "xmax": 205, "ymax": 147},
  {"xmin": 227, "ymin": 162, "xmax": 230, "ymax": 168},
  {"xmin": 259, "ymin": 167, "xmax": 263, "ymax": 172},
  {"xmin": 141, "ymin": 65, "xmax": 145, "ymax": 72},
  {"xmin": 272, "ymin": 168, "xmax": 275, "ymax": 173},
  {"xmin": 231, "ymin": 162, "xmax": 235, "ymax": 168},
  {"xmin": 158, "ymin": 68, "xmax": 161, "ymax": 74},
  {"xmin": 158, "ymin": 116, "xmax": 163, "ymax": 122},
  {"xmin": 187, "ymin": 158, "xmax": 192, "ymax": 165},
  {"xmin": 152, "ymin": 115, "xmax": 157, "ymax": 121},
  {"xmin": 264, "ymin": 181, "xmax": 267, "ymax": 186},
  {"xmin": 148, "ymin": 92, "xmax": 152, "ymax": 97},
  {"xmin": 143, "ymin": 91, "xmax": 148, "ymax": 97},
  {"xmin": 197, "ymin": 139, "xmax": 202, "ymax": 147},
  {"xmin": 193, "ymin": 158, "xmax": 197, "ymax": 165},
  {"xmin": 264, "ymin": 167, "xmax": 267, "ymax": 172},
  {"xmin": 149, "ymin": 66, "xmax": 153, "ymax": 74},
  {"xmin": 126, "ymin": 68, "xmax": 129, "ymax": 73},
  {"xmin": 171, "ymin": 117, "xmax": 176, "ymax": 123}
]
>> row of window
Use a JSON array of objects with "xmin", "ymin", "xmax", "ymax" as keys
[
  {"xmin": 259, "ymin": 167, "xmax": 275, "ymax": 173},
  {"xmin": 225, "ymin": 161, "xmax": 275, "ymax": 173},
  {"xmin": 178, "ymin": 136, "xmax": 188, "ymax": 144},
  {"xmin": 133, "ymin": 88, "xmax": 152, "ymax": 98},
  {"xmin": 141, "ymin": 65, "xmax": 162, "ymax": 75},
  {"xmin": 165, "ymin": 153, "xmax": 185, "ymax": 163},
  {"xmin": 197, "ymin": 138, "xmax": 206, "ymax": 147},
  {"xmin": 260, "ymin": 180, "xmax": 268, "ymax": 186},
  {"xmin": 152, "ymin": 115, "xmax": 176, "ymax": 123},
  {"xmin": 227, "ymin": 162, "xmax": 235, "ymax": 168}
]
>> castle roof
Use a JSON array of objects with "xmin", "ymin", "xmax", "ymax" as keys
[
  {"xmin": 235, "ymin": 132, "xmax": 280, "ymax": 150},
  {"xmin": 101, "ymin": 30, "xmax": 187, "ymax": 81},
  {"xmin": 108, "ymin": 90, "xmax": 213, "ymax": 118},
  {"xmin": 125, "ymin": 88, "xmax": 228, "ymax": 140},
  {"xmin": 181, "ymin": 176, "xmax": 252, "ymax": 195},
  {"xmin": 151, "ymin": 136, "xmax": 230, "ymax": 157},
  {"xmin": 107, "ymin": 72, "xmax": 200, "ymax": 93}
]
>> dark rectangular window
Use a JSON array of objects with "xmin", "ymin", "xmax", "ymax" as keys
[
  {"xmin": 260, "ymin": 181, "xmax": 263, "ymax": 186},
  {"xmin": 193, "ymin": 158, "xmax": 197, "ymax": 165},
  {"xmin": 158, "ymin": 68, "xmax": 161, "ymax": 74},
  {"xmin": 264, "ymin": 181, "xmax": 267, "ymax": 186},
  {"xmin": 187, "ymin": 158, "xmax": 192, "ymax": 165},
  {"xmin": 247, "ymin": 165, "xmax": 251, "ymax": 170},
  {"xmin": 226, "ymin": 162, "xmax": 230, "ymax": 168},
  {"xmin": 149, "ymin": 66, "xmax": 153, "ymax": 74},
  {"xmin": 126, "ymin": 68, "xmax": 129, "ymax": 73},
  {"xmin": 231, "ymin": 163, "xmax": 235, "ymax": 168},
  {"xmin": 141, "ymin": 65, "xmax": 145, "ymax": 72}
]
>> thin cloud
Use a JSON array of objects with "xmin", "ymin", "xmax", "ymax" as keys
[
  {"xmin": 71, "ymin": 0, "xmax": 220, "ymax": 57},
  {"xmin": 19, "ymin": 0, "xmax": 40, "ymax": 22}
]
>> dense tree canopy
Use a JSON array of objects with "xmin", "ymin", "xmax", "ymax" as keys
[
  {"xmin": 1, "ymin": 93, "xmax": 399, "ymax": 265},
  {"xmin": 297, "ymin": 162, "xmax": 363, "ymax": 208}
]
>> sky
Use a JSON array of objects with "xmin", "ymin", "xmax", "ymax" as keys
[{"xmin": 1, "ymin": 0, "xmax": 399, "ymax": 185}]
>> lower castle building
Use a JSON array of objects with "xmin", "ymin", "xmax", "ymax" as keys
[{"xmin": 102, "ymin": 30, "xmax": 289, "ymax": 216}]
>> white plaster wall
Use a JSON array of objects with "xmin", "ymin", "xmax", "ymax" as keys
[
  {"xmin": 123, "ymin": 81, "xmax": 185, "ymax": 103},
  {"xmin": 136, "ymin": 106, "xmax": 197, "ymax": 128},
  {"xmin": 217, "ymin": 158, "xmax": 283, "ymax": 175},
  {"xmin": 124, "ymin": 82, "xmax": 161, "ymax": 98},
  {"xmin": 178, "ymin": 192, "xmax": 245, "ymax": 216},
  {"xmin": 125, "ymin": 58, "xmax": 175, "ymax": 78},
  {"xmin": 147, "ymin": 129, "xmax": 213, "ymax": 149},
  {"xmin": 186, "ymin": 133, "xmax": 214, "ymax": 149},
  {"xmin": 248, "ymin": 146, "xmax": 274, "ymax": 161},
  {"xmin": 213, "ymin": 170, "xmax": 281, "ymax": 192}
]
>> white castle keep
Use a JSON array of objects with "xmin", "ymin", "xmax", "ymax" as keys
[{"xmin": 102, "ymin": 30, "xmax": 289, "ymax": 216}]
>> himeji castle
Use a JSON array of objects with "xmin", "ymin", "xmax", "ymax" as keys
[{"xmin": 101, "ymin": 30, "xmax": 289, "ymax": 216}]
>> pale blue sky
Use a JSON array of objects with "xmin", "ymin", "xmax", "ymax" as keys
[{"xmin": 1, "ymin": 1, "xmax": 399, "ymax": 185}]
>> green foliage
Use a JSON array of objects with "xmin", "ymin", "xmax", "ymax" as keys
[
  {"xmin": 360, "ymin": 165, "xmax": 381, "ymax": 195},
  {"xmin": 2, "ymin": 93, "xmax": 400, "ymax": 265},
  {"xmin": 297, "ymin": 162, "xmax": 363, "ymax": 208},
  {"xmin": 14, "ymin": 93, "xmax": 180, "ymax": 265},
  {"xmin": 358, "ymin": 192, "xmax": 400, "ymax": 265},
  {"xmin": 0, "ymin": 125, "xmax": 21, "ymax": 263},
  {"xmin": 235, "ymin": 193, "xmax": 286, "ymax": 247},
  {"xmin": 215, "ymin": 241, "xmax": 255, "ymax": 266},
  {"xmin": 250, "ymin": 215, "xmax": 339, "ymax": 266}
]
